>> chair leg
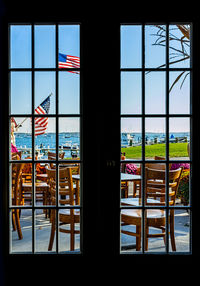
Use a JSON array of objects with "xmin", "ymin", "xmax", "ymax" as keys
[
  {"xmin": 12, "ymin": 210, "xmax": 16, "ymax": 231},
  {"xmin": 170, "ymin": 211, "xmax": 176, "ymax": 251},
  {"xmin": 48, "ymin": 212, "xmax": 56, "ymax": 251},
  {"xmin": 136, "ymin": 225, "xmax": 141, "ymax": 251},
  {"xmin": 14, "ymin": 209, "xmax": 23, "ymax": 240},
  {"xmin": 144, "ymin": 224, "xmax": 149, "ymax": 251}
]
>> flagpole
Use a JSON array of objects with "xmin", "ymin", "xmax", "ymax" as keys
[{"xmin": 16, "ymin": 93, "xmax": 53, "ymax": 129}]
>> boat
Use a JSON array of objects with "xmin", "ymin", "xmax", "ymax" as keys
[{"xmin": 60, "ymin": 142, "xmax": 72, "ymax": 150}]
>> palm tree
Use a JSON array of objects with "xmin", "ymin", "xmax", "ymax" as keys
[{"xmin": 151, "ymin": 24, "xmax": 190, "ymax": 92}]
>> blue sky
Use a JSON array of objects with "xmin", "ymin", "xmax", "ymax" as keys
[{"xmin": 10, "ymin": 24, "xmax": 190, "ymax": 134}]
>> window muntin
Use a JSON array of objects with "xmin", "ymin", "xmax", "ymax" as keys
[
  {"xmin": 9, "ymin": 23, "xmax": 82, "ymax": 254},
  {"xmin": 120, "ymin": 23, "xmax": 192, "ymax": 254}
]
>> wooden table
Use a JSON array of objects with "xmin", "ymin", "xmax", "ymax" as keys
[
  {"xmin": 72, "ymin": 174, "xmax": 141, "ymax": 181},
  {"xmin": 121, "ymin": 173, "xmax": 141, "ymax": 182}
]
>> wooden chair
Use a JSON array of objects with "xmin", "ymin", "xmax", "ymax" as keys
[
  {"xmin": 12, "ymin": 163, "xmax": 24, "ymax": 239},
  {"xmin": 47, "ymin": 167, "xmax": 80, "ymax": 251},
  {"xmin": 47, "ymin": 151, "xmax": 65, "ymax": 168},
  {"xmin": 121, "ymin": 167, "xmax": 183, "ymax": 251}
]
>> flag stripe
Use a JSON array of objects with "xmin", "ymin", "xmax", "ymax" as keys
[
  {"xmin": 58, "ymin": 53, "xmax": 80, "ymax": 73},
  {"xmin": 34, "ymin": 95, "xmax": 50, "ymax": 136}
]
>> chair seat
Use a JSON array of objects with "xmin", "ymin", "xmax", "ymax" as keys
[
  {"xmin": 59, "ymin": 209, "xmax": 80, "ymax": 216},
  {"xmin": 121, "ymin": 209, "xmax": 165, "ymax": 219}
]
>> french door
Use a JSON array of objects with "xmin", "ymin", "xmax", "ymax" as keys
[{"xmin": 2, "ymin": 17, "xmax": 199, "ymax": 278}]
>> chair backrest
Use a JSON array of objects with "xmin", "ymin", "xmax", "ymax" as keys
[
  {"xmin": 145, "ymin": 167, "xmax": 183, "ymax": 205},
  {"xmin": 46, "ymin": 166, "xmax": 75, "ymax": 206},
  {"xmin": 47, "ymin": 152, "xmax": 65, "ymax": 168},
  {"xmin": 48, "ymin": 151, "xmax": 65, "ymax": 160},
  {"xmin": 12, "ymin": 163, "xmax": 24, "ymax": 206}
]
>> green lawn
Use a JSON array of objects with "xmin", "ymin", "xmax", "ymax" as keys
[{"xmin": 121, "ymin": 143, "xmax": 188, "ymax": 159}]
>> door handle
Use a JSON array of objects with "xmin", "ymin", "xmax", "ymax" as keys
[{"xmin": 106, "ymin": 160, "xmax": 116, "ymax": 167}]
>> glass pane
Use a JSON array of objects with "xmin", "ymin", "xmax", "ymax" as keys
[
  {"xmin": 169, "ymin": 25, "xmax": 190, "ymax": 69},
  {"xmin": 120, "ymin": 25, "xmax": 142, "ymax": 68},
  {"xmin": 35, "ymin": 209, "xmax": 56, "ymax": 252},
  {"xmin": 145, "ymin": 25, "xmax": 166, "ymax": 68},
  {"xmin": 35, "ymin": 117, "xmax": 56, "ymax": 160},
  {"xmin": 10, "ymin": 25, "xmax": 31, "ymax": 68},
  {"xmin": 10, "ymin": 117, "xmax": 32, "ymax": 160},
  {"xmin": 59, "ymin": 118, "xmax": 80, "ymax": 160},
  {"xmin": 10, "ymin": 72, "xmax": 32, "ymax": 114},
  {"xmin": 169, "ymin": 209, "xmax": 190, "ymax": 252},
  {"xmin": 145, "ymin": 118, "xmax": 166, "ymax": 160},
  {"xmin": 10, "ymin": 162, "xmax": 33, "ymax": 207},
  {"xmin": 58, "ymin": 208, "xmax": 80, "ymax": 252},
  {"xmin": 35, "ymin": 163, "xmax": 50, "ymax": 206},
  {"xmin": 58, "ymin": 163, "xmax": 80, "ymax": 206},
  {"xmin": 169, "ymin": 71, "xmax": 190, "ymax": 114},
  {"xmin": 145, "ymin": 72, "xmax": 165, "ymax": 114},
  {"xmin": 121, "ymin": 118, "xmax": 142, "ymax": 161},
  {"xmin": 10, "ymin": 209, "xmax": 32, "ymax": 253},
  {"xmin": 121, "ymin": 209, "xmax": 143, "ymax": 253},
  {"xmin": 144, "ymin": 209, "xmax": 166, "ymax": 252},
  {"xmin": 58, "ymin": 25, "xmax": 80, "ymax": 70},
  {"xmin": 170, "ymin": 162, "xmax": 190, "ymax": 206},
  {"xmin": 169, "ymin": 118, "xmax": 190, "ymax": 160},
  {"xmin": 35, "ymin": 72, "xmax": 55, "ymax": 114},
  {"xmin": 121, "ymin": 163, "xmax": 142, "ymax": 205},
  {"xmin": 34, "ymin": 25, "xmax": 55, "ymax": 68},
  {"xmin": 121, "ymin": 72, "xmax": 142, "ymax": 114},
  {"xmin": 59, "ymin": 72, "xmax": 80, "ymax": 114}
]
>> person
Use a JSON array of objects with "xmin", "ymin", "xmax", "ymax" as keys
[{"xmin": 11, "ymin": 118, "xmax": 19, "ymax": 153}]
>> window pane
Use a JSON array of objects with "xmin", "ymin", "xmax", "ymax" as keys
[
  {"xmin": 169, "ymin": 118, "xmax": 190, "ymax": 160},
  {"xmin": 10, "ymin": 209, "xmax": 32, "ymax": 253},
  {"xmin": 58, "ymin": 208, "xmax": 80, "ymax": 252},
  {"xmin": 34, "ymin": 25, "xmax": 55, "ymax": 68},
  {"xmin": 145, "ymin": 118, "xmax": 166, "ymax": 160},
  {"xmin": 10, "ymin": 162, "xmax": 33, "ymax": 206},
  {"xmin": 120, "ymin": 25, "xmax": 142, "ymax": 68},
  {"xmin": 10, "ymin": 25, "xmax": 31, "ymax": 68},
  {"xmin": 170, "ymin": 163, "xmax": 190, "ymax": 206},
  {"xmin": 121, "ymin": 209, "xmax": 143, "ymax": 253},
  {"xmin": 59, "ymin": 118, "xmax": 80, "ymax": 160},
  {"xmin": 169, "ymin": 71, "xmax": 190, "ymax": 114},
  {"xmin": 35, "ymin": 209, "xmax": 56, "ymax": 253},
  {"xmin": 10, "ymin": 72, "xmax": 32, "ymax": 114},
  {"xmin": 121, "ymin": 163, "xmax": 142, "ymax": 205},
  {"xmin": 58, "ymin": 163, "xmax": 80, "ymax": 206},
  {"xmin": 169, "ymin": 25, "xmax": 191, "ymax": 69},
  {"xmin": 145, "ymin": 25, "xmax": 166, "ymax": 68},
  {"xmin": 10, "ymin": 117, "xmax": 32, "ymax": 160},
  {"xmin": 35, "ymin": 117, "xmax": 56, "ymax": 160},
  {"xmin": 145, "ymin": 72, "xmax": 165, "ymax": 114},
  {"xmin": 59, "ymin": 72, "xmax": 80, "ymax": 114},
  {"xmin": 58, "ymin": 25, "xmax": 80, "ymax": 70},
  {"xmin": 168, "ymin": 209, "xmax": 190, "ymax": 252},
  {"xmin": 35, "ymin": 72, "xmax": 55, "ymax": 114},
  {"xmin": 121, "ymin": 118, "xmax": 142, "ymax": 161},
  {"xmin": 145, "ymin": 162, "xmax": 166, "ymax": 207},
  {"xmin": 144, "ymin": 209, "xmax": 166, "ymax": 252},
  {"xmin": 121, "ymin": 72, "xmax": 142, "ymax": 114}
]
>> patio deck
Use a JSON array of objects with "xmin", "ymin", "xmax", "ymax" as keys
[{"xmin": 10, "ymin": 206, "xmax": 190, "ymax": 253}]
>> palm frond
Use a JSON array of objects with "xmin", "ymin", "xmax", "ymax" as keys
[{"xmin": 169, "ymin": 71, "xmax": 185, "ymax": 93}]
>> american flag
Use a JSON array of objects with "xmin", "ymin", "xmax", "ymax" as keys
[
  {"xmin": 35, "ymin": 95, "xmax": 51, "ymax": 136},
  {"xmin": 58, "ymin": 53, "xmax": 80, "ymax": 74}
]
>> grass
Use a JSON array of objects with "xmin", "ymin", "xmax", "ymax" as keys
[{"xmin": 121, "ymin": 143, "xmax": 188, "ymax": 159}]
